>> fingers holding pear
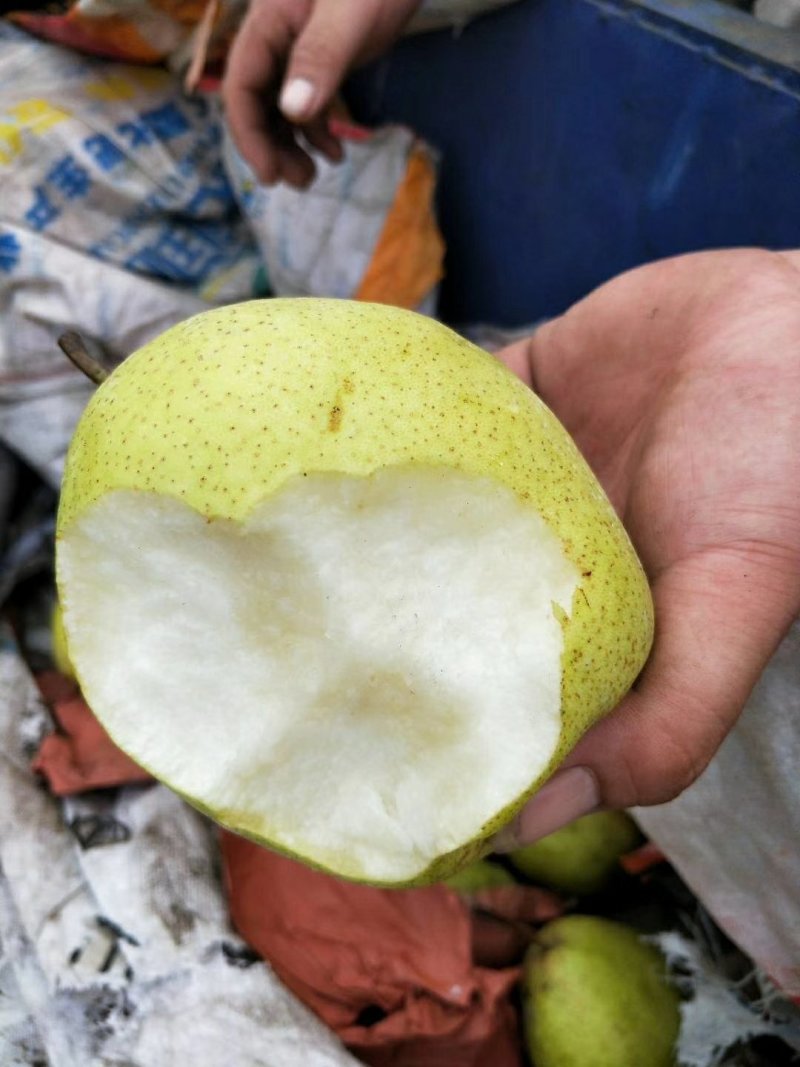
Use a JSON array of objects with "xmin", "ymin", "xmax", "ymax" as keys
[
  {"xmin": 496, "ymin": 251, "xmax": 800, "ymax": 823},
  {"xmin": 549, "ymin": 541, "xmax": 800, "ymax": 815}
]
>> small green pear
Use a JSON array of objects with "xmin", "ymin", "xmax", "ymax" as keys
[
  {"xmin": 444, "ymin": 859, "xmax": 517, "ymax": 892},
  {"xmin": 523, "ymin": 915, "xmax": 680, "ymax": 1067},
  {"xmin": 510, "ymin": 810, "xmax": 641, "ymax": 895},
  {"xmin": 51, "ymin": 602, "xmax": 75, "ymax": 679},
  {"xmin": 56, "ymin": 299, "xmax": 653, "ymax": 886}
]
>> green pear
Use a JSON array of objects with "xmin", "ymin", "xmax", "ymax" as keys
[
  {"xmin": 523, "ymin": 916, "xmax": 680, "ymax": 1067},
  {"xmin": 510, "ymin": 810, "xmax": 641, "ymax": 895},
  {"xmin": 51, "ymin": 601, "xmax": 75, "ymax": 679},
  {"xmin": 56, "ymin": 299, "xmax": 653, "ymax": 886},
  {"xmin": 444, "ymin": 859, "xmax": 517, "ymax": 892}
]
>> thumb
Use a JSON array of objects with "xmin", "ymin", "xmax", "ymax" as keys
[
  {"xmin": 279, "ymin": 0, "xmax": 420, "ymax": 121},
  {"xmin": 493, "ymin": 545, "xmax": 799, "ymax": 850}
]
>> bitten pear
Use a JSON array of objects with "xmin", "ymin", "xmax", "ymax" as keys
[{"xmin": 56, "ymin": 299, "xmax": 653, "ymax": 886}]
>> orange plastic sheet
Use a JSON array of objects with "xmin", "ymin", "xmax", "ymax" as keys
[
  {"xmin": 32, "ymin": 671, "xmax": 152, "ymax": 794},
  {"xmin": 222, "ymin": 835, "xmax": 525, "ymax": 1067},
  {"xmin": 10, "ymin": 0, "xmax": 216, "ymax": 63},
  {"xmin": 355, "ymin": 143, "xmax": 445, "ymax": 311},
  {"xmin": 619, "ymin": 841, "xmax": 667, "ymax": 876}
]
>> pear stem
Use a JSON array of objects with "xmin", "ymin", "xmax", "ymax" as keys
[{"xmin": 58, "ymin": 332, "xmax": 110, "ymax": 385}]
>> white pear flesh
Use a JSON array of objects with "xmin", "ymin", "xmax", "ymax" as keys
[{"xmin": 59, "ymin": 468, "xmax": 578, "ymax": 883}]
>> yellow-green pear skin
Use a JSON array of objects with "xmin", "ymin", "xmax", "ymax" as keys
[
  {"xmin": 56, "ymin": 298, "xmax": 653, "ymax": 885},
  {"xmin": 510, "ymin": 810, "xmax": 642, "ymax": 895},
  {"xmin": 523, "ymin": 916, "xmax": 680, "ymax": 1067},
  {"xmin": 444, "ymin": 859, "xmax": 517, "ymax": 892},
  {"xmin": 51, "ymin": 602, "xmax": 75, "ymax": 679}
]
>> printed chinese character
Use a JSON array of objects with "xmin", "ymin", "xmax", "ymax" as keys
[
  {"xmin": 140, "ymin": 102, "xmax": 190, "ymax": 142},
  {"xmin": 0, "ymin": 121, "xmax": 21, "ymax": 165},
  {"xmin": 126, "ymin": 225, "xmax": 224, "ymax": 283},
  {"xmin": 186, "ymin": 174, "xmax": 235, "ymax": 215},
  {"xmin": 116, "ymin": 120, "xmax": 152, "ymax": 149},
  {"xmin": 10, "ymin": 99, "xmax": 69, "ymax": 133},
  {"xmin": 25, "ymin": 186, "xmax": 60, "ymax": 231},
  {"xmin": 46, "ymin": 155, "xmax": 91, "ymax": 199},
  {"xmin": 0, "ymin": 231, "xmax": 21, "ymax": 273},
  {"xmin": 83, "ymin": 133, "xmax": 125, "ymax": 172}
]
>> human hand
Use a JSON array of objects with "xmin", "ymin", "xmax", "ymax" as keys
[
  {"xmin": 492, "ymin": 249, "xmax": 800, "ymax": 848},
  {"xmin": 222, "ymin": 0, "xmax": 422, "ymax": 188}
]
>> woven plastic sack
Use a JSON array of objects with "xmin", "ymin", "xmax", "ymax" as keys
[{"xmin": 0, "ymin": 22, "xmax": 443, "ymax": 487}]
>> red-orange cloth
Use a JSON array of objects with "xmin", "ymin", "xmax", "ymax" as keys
[
  {"xmin": 222, "ymin": 834, "xmax": 524, "ymax": 1067},
  {"xmin": 620, "ymin": 841, "xmax": 667, "ymax": 876},
  {"xmin": 466, "ymin": 884, "xmax": 565, "ymax": 968},
  {"xmin": 32, "ymin": 671, "xmax": 152, "ymax": 794}
]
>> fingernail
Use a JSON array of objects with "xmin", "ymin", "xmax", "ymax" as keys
[
  {"xmin": 491, "ymin": 767, "xmax": 600, "ymax": 853},
  {"xmin": 280, "ymin": 77, "xmax": 315, "ymax": 119}
]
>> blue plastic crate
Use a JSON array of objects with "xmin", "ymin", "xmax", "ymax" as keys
[{"xmin": 346, "ymin": 0, "xmax": 800, "ymax": 326}]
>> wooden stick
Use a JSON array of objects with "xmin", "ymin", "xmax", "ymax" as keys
[
  {"xmin": 184, "ymin": 0, "xmax": 220, "ymax": 93},
  {"xmin": 58, "ymin": 332, "xmax": 110, "ymax": 385}
]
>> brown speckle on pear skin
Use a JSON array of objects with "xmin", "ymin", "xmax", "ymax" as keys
[{"xmin": 328, "ymin": 406, "xmax": 343, "ymax": 432}]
